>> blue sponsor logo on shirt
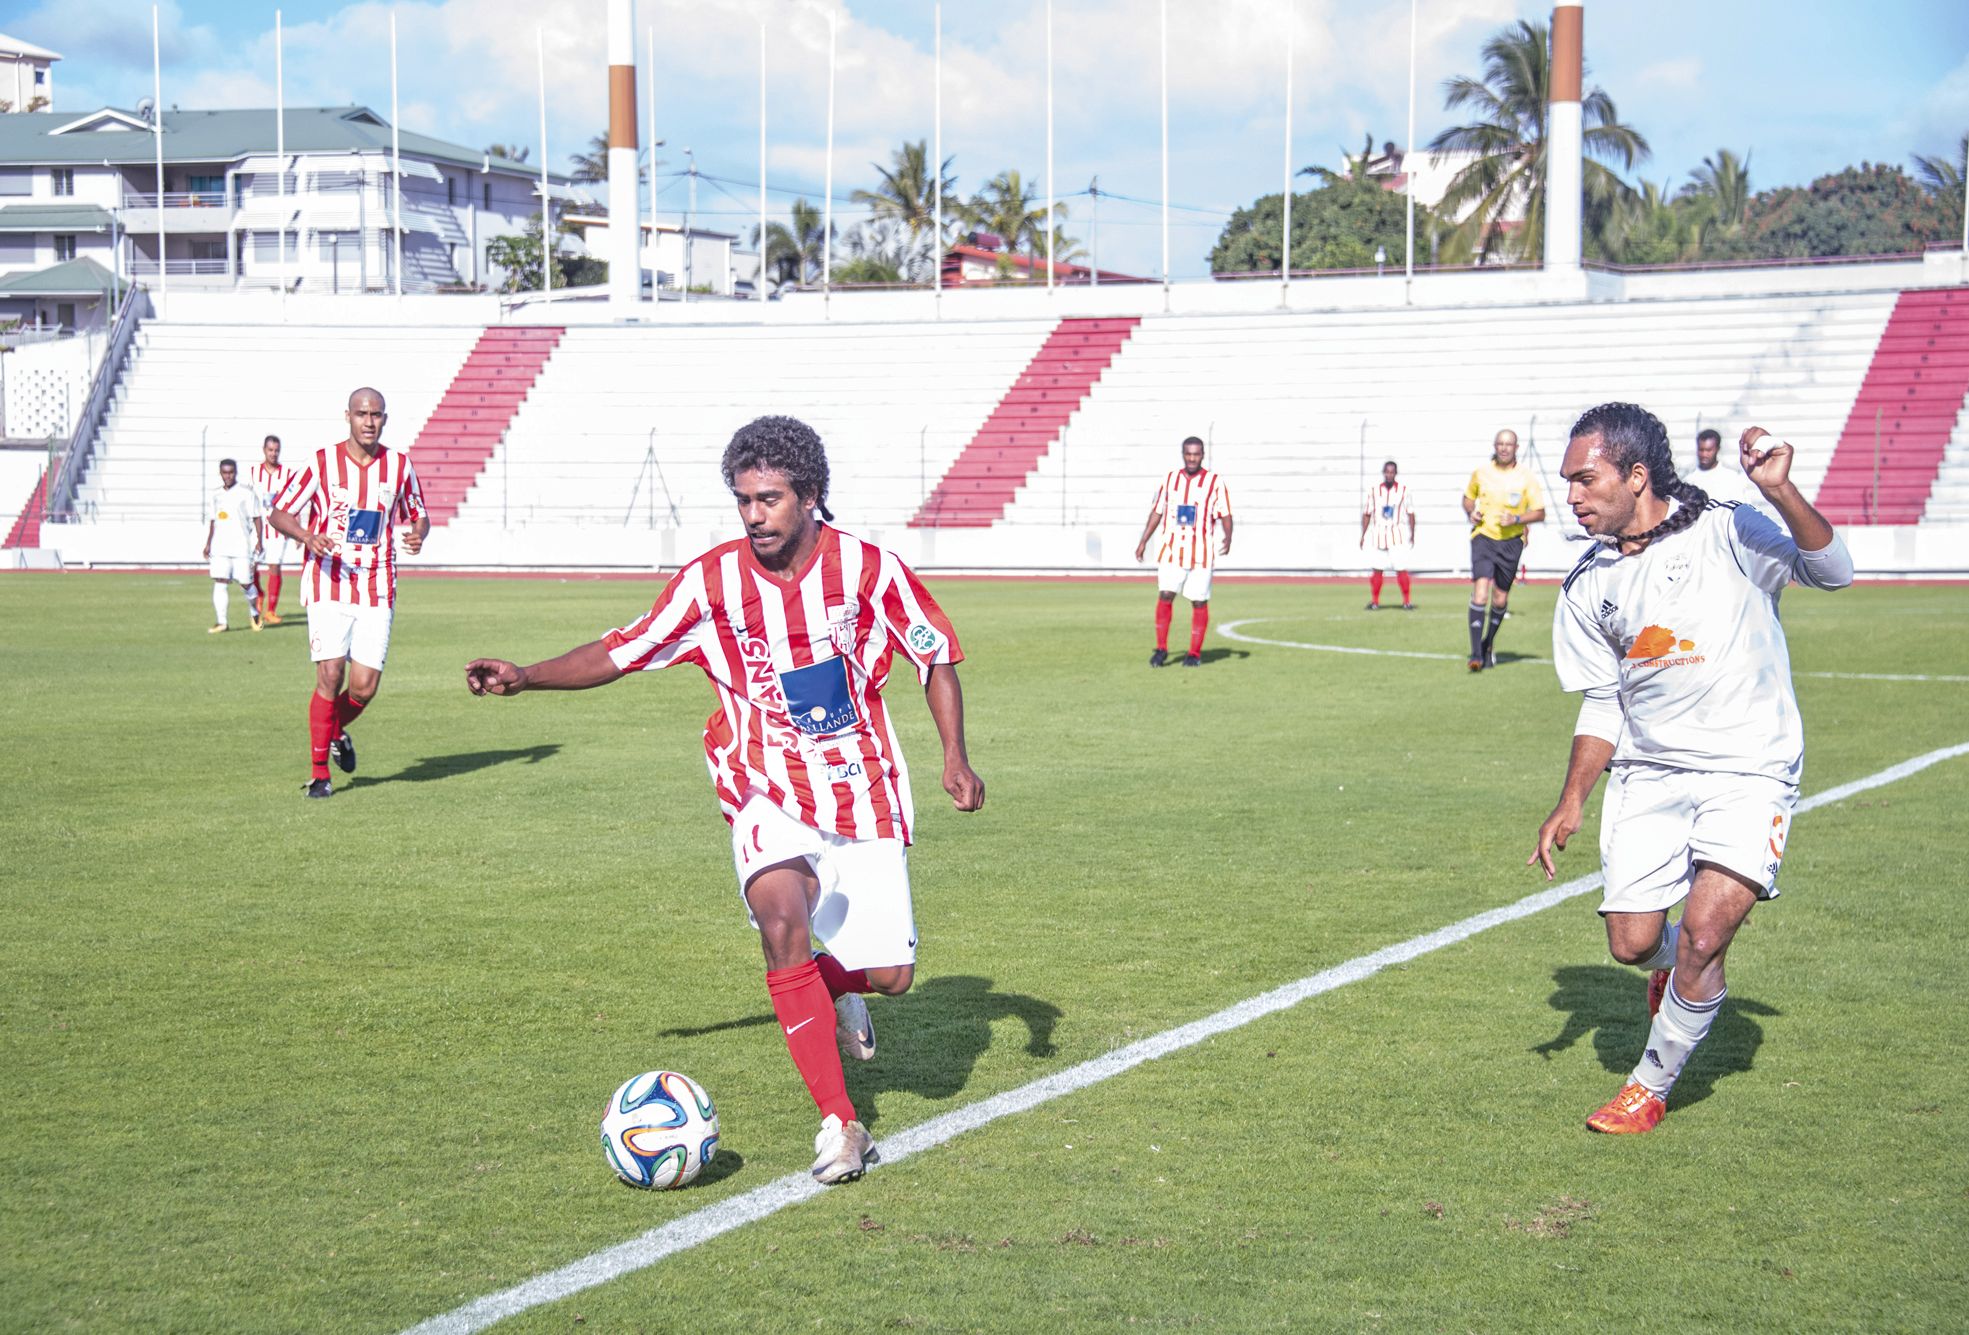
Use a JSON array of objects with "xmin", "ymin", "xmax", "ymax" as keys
[
  {"xmin": 778, "ymin": 656, "xmax": 860, "ymax": 737},
  {"xmin": 1381, "ymin": 504, "xmax": 1395, "ymax": 519},
  {"xmin": 1176, "ymin": 503, "xmax": 1198, "ymax": 527},
  {"xmin": 345, "ymin": 507, "xmax": 384, "ymax": 547}
]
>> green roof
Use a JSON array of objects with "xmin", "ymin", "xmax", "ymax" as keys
[
  {"xmin": 0, "ymin": 106, "xmax": 558, "ymax": 180},
  {"xmin": 0, "ymin": 257, "xmax": 116, "ymax": 296},
  {"xmin": 0, "ymin": 203, "xmax": 111, "ymax": 232}
]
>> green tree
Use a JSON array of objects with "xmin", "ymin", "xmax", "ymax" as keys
[
  {"xmin": 1689, "ymin": 148, "xmax": 1752, "ymax": 234},
  {"xmin": 484, "ymin": 212, "xmax": 596, "ymax": 292},
  {"xmin": 750, "ymin": 198, "xmax": 831, "ymax": 287},
  {"xmin": 1211, "ymin": 173, "xmax": 1431, "ymax": 274},
  {"xmin": 568, "ymin": 132, "xmax": 646, "ymax": 186},
  {"xmin": 1427, "ymin": 19, "xmax": 1648, "ymax": 263},
  {"xmin": 1912, "ymin": 134, "xmax": 1966, "ymax": 240},
  {"xmin": 851, "ymin": 140, "xmax": 958, "ymax": 249},
  {"xmin": 484, "ymin": 143, "xmax": 530, "ymax": 165},
  {"xmin": 1709, "ymin": 163, "xmax": 1954, "ymax": 261},
  {"xmin": 1598, "ymin": 179, "xmax": 1706, "ymax": 265},
  {"xmin": 958, "ymin": 170, "xmax": 1065, "ymax": 263}
]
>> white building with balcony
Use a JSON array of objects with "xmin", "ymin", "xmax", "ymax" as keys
[
  {"xmin": 0, "ymin": 33, "xmax": 58, "ymax": 114},
  {"xmin": 0, "ymin": 103, "xmax": 577, "ymax": 334}
]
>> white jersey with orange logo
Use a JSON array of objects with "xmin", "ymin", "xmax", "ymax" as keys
[
  {"xmin": 1152, "ymin": 468, "xmax": 1232, "ymax": 570},
  {"xmin": 1364, "ymin": 481, "xmax": 1414, "ymax": 550},
  {"xmin": 208, "ymin": 483, "xmax": 261, "ymax": 556},
  {"xmin": 1553, "ymin": 501, "xmax": 1852, "ymax": 783},
  {"xmin": 272, "ymin": 442, "xmax": 425, "ymax": 609},
  {"xmin": 601, "ymin": 524, "xmax": 963, "ymax": 844}
]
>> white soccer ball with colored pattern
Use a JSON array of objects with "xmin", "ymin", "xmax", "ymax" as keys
[{"xmin": 600, "ymin": 1071, "xmax": 720, "ymax": 1190}]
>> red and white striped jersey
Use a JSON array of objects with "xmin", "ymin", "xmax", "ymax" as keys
[
  {"xmin": 1152, "ymin": 468, "xmax": 1232, "ymax": 569},
  {"xmin": 273, "ymin": 442, "xmax": 425, "ymax": 609},
  {"xmin": 602, "ymin": 524, "xmax": 964, "ymax": 844},
  {"xmin": 1364, "ymin": 480, "xmax": 1415, "ymax": 549},
  {"xmin": 250, "ymin": 460, "xmax": 296, "ymax": 512}
]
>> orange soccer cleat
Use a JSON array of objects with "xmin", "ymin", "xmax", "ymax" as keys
[
  {"xmin": 1586, "ymin": 1081, "xmax": 1666, "ymax": 1135},
  {"xmin": 1647, "ymin": 968, "xmax": 1670, "ymax": 1017}
]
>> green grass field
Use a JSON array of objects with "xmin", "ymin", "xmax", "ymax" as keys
[{"xmin": 4, "ymin": 572, "xmax": 1966, "ymax": 1333}]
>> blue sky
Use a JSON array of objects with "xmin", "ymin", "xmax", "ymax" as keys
[{"xmin": 15, "ymin": 0, "xmax": 1968, "ymax": 277}]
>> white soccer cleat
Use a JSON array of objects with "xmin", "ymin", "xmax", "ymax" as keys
[
  {"xmin": 810, "ymin": 1114, "xmax": 877, "ymax": 1185},
  {"xmin": 835, "ymin": 992, "xmax": 876, "ymax": 1062}
]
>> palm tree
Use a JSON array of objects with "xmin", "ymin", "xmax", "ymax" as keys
[
  {"xmin": 1426, "ymin": 19, "xmax": 1648, "ymax": 264},
  {"xmin": 851, "ymin": 140, "xmax": 958, "ymax": 248},
  {"xmin": 484, "ymin": 143, "xmax": 530, "ymax": 165},
  {"xmin": 568, "ymin": 133, "xmax": 647, "ymax": 186},
  {"xmin": 1912, "ymin": 134, "xmax": 1967, "ymax": 238},
  {"xmin": 958, "ymin": 170, "xmax": 1061, "ymax": 263},
  {"xmin": 750, "ymin": 199, "xmax": 833, "ymax": 287},
  {"xmin": 1689, "ymin": 148, "xmax": 1752, "ymax": 235}
]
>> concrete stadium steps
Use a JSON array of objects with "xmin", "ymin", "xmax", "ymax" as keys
[
  {"xmin": 1000, "ymin": 292, "xmax": 1897, "ymax": 535},
  {"xmin": 443, "ymin": 319, "xmax": 1056, "ymax": 538},
  {"xmin": 1920, "ymin": 396, "xmax": 1969, "ymax": 523},
  {"xmin": 911, "ymin": 317, "xmax": 1140, "ymax": 528},
  {"xmin": 410, "ymin": 327, "xmax": 563, "ymax": 525},
  {"xmin": 2, "ymin": 466, "xmax": 46, "ymax": 548},
  {"xmin": 1815, "ymin": 288, "xmax": 1969, "ymax": 525}
]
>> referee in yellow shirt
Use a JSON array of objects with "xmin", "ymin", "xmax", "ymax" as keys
[{"xmin": 1461, "ymin": 428, "xmax": 1546, "ymax": 671}]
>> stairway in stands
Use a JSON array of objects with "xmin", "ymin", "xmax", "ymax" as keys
[
  {"xmin": 2, "ymin": 470, "xmax": 46, "ymax": 548},
  {"xmin": 910, "ymin": 317, "xmax": 1140, "ymax": 528},
  {"xmin": 1814, "ymin": 288, "xmax": 1969, "ymax": 525},
  {"xmin": 410, "ymin": 327, "xmax": 564, "ymax": 525}
]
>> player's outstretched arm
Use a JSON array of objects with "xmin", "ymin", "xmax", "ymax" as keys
[
  {"xmin": 1133, "ymin": 509, "xmax": 1162, "ymax": 563},
  {"xmin": 1529, "ymin": 732, "xmax": 1616, "ymax": 880},
  {"xmin": 1219, "ymin": 514, "xmax": 1234, "ymax": 556},
  {"xmin": 925, "ymin": 663, "xmax": 984, "ymax": 812},
  {"xmin": 465, "ymin": 640, "xmax": 622, "ymax": 696}
]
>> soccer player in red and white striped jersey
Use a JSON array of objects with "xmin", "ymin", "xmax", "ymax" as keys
[
  {"xmin": 1134, "ymin": 435, "xmax": 1233, "ymax": 667},
  {"xmin": 1360, "ymin": 459, "xmax": 1416, "ymax": 610},
  {"xmin": 250, "ymin": 435, "xmax": 298, "ymax": 624},
  {"xmin": 466, "ymin": 416, "xmax": 985, "ymax": 1186},
  {"xmin": 268, "ymin": 388, "xmax": 429, "ymax": 799}
]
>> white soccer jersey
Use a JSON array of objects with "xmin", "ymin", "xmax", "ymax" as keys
[
  {"xmin": 1364, "ymin": 481, "xmax": 1414, "ymax": 550},
  {"xmin": 273, "ymin": 442, "xmax": 425, "ymax": 609},
  {"xmin": 1553, "ymin": 502, "xmax": 1852, "ymax": 784},
  {"xmin": 1691, "ymin": 463, "xmax": 1770, "ymax": 514},
  {"xmin": 208, "ymin": 484, "xmax": 260, "ymax": 556},
  {"xmin": 1152, "ymin": 468, "xmax": 1232, "ymax": 570}
]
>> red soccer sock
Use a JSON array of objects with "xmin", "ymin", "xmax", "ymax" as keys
[
  {"xmin": 265, "ymin": 568, "xmax": 283, "ymax": 614},
  {"xmin": 1396, "ymin": 570, "xmax": 1412, "ymax": 602},
  {"xmin": 813, "ymin": 951, "xmax": 872, "ymax": 999},
  {"xmin": 334, "ymin": 691, "xmax": 368, "ymax": 732},
  {"xmin": 1190, "ymin": 604, "xmax": 1209, "ymax": 656},
  {"xmin": 308, "ymin": 692, "xmax": 338, "ymax": 780},
  {"xmin": 766, "ymin": 961, "xmax": 856, "ymax": 1125},
  {"xmin": 1369, "ymin": 570, "xmax": 1385, "ymax": 604},
  {"xmin": 1154, "ymin": 598, "xmax": 1173, "ymax": 651}
]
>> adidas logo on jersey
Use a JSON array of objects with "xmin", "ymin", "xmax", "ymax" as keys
[{"xmin": 1598, "ymin": 598, "xmax": 1618, "ymax": 624}]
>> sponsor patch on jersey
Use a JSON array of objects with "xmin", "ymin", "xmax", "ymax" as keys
[
  {"xmin": 1175, "ymin": 503, "xmax": 1198, "ymax": 527},
  {"xmin": 778, "ymin": 656, "xmax": 860, "ymax": 737},
  {"xmin": 1381, "ymin": 504, "xmax": 1395, "ymax": 519},
  {"xmin": 906, "ymin": 622, "xmax": 943, "ymax": 656},
  {"xmin": 345, "ymin": 508, "xmax": 384, "ymax": 547}
]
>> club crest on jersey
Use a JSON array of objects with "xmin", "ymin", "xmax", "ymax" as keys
[
  {"xmin": 906, "ymin": 622, "xmax": 942, "ymax": 656},
  {"xmin": 778, "ymin": 656, "xmax": 860, "ymax": 737},
  {"xmin": 825, "ymin": 601, "xmax": 859, "ymax": 656},
  {"xmin": 1661, "ymin": 552, "xmax": 1692, "ymax": 587}
]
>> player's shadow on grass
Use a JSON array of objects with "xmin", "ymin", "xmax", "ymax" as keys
[
  {"xmin": 846, "ymin": 974, "xmax": 1063, "ymax": 1128},
  {"xmin": 1531, "ymin": 964, "xmax": 1780, "ymax": 1110},
  {"xmin": 358, "ymin": 744, "xmax": 561, "ymax": 786},
  {"xmin": 1196, "ymin": 648, "xmax": 1250, "ymax": 666}
]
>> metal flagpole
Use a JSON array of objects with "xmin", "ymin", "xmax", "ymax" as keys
[
  {"xmin": 1404, "ymin": 0, "xmax": 1417, "ymax": 300},
  {"xmin": 823, "ymin": 9, "xmax": 835, "ymax": 306},
  {"xmin": 1281, "ymin": 1, "xmax": 1292, "ymax": 307},
  {"xmin": 391, "ymin": 9, "xmax": 403, "ymax": 298},
  {"xmin": 759, "ymin": 22, "xmax": 767, "ymax": 303},
  {"xmin": 1045, "ymin": 0, "xmax": 1054, "ymax": 293},
  {"xmin": 648, "ymin": 25, "xmax": 656, "ymax": 299},
  {"xmin": 1159, "ymin": 0, "xmax": 1169, "ymax": 304},
  {"xmin": 152, "ymin": 5, "xmax": 166, "ymax": 299},
  {"xmin": 933, "ymin": 2, "xmax": 941, "ymax": 304},
  {"xmin": 276, "ymin": 8, "xmax": 285, "ymax": 311},
  {"xmin": 537, "ymin": 28, "xmax": 551, "ymax": 299}
]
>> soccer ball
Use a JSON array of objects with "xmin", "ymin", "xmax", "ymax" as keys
[{"xmin": 600, "ymin": 1071, "xmax": 720, "ymax": 1190}]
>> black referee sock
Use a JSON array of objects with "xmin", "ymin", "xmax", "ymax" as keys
[
  {"xmin": 1467, "ymin": 602, "xmax": 1488, "ymax": 660},
  {"xmin": 1482, "ymin": 604, "xmax": 1504, "ymax": 657}
]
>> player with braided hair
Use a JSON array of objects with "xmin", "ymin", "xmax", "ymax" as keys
[{"xmin": 1530, "ymin": 402, "xmax": 1852, "ymax": 1135}]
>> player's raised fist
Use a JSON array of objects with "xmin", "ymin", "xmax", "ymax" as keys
[
  {"xmin": 1739, "ymin": 426, "xmax": 1793, "ymax": 491},
  {"xmin": 943, "ymin": 761, "xmax": 985, "ymax": 812},
  {"xmin": 465, "ymin": 658, "xmax": 527, "ymax": 696}
]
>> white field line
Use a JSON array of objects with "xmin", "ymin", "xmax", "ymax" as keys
[
  {"xmin": 400, "ymin": 744, "xmax": 1969, "ymax": 1335},
  {"xmin": 1216, "ymin": 619, "xmax": 1969, "ymax": 683}
]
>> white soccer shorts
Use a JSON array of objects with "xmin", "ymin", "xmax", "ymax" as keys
[
  {"xmin": 730, "ymin": 793, "xmax": 916, "ymax": 970},
  {"xmin": 208, "ymin": 554, "xmax": 257, "ymax": 585},
  {"xmin": 1156, "ymin": 561, "xmax": 1213, "ymax": 602},
  {"xmin": 306, "ymin": 600, "xmax": 395, "ymax": 671},
  {"xmin": 1365, "ymin": 539, "xmax": 1414, "ymax": 571},
  {"xmin": 264, "ymin": 534, "xmax": 299, "ymax": 567},
  {"xmin": 1598, "ymin": 762, "xmax": 1799, "ymax": 915}
]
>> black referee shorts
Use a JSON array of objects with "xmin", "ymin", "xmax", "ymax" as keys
[{"xmin": 1470, "ymin": 534, "xmax": 1525, "ymax": 590}]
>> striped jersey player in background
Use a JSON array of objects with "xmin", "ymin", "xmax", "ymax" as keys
[
  {"xmin": 465, "ymin": 415, "xmax": 986, "ymax": 1186},
  {"xmin": 1531, "ymin": 403, "xmax": 1851, "ymax": 1135},
  {"xmin": 1134, "ymin": 435, "xmax": 1234, "ymax": 668},
  {"xmin": 1360, "ymin": 459, "xmax": 1416, "ymax": 611},
  {"xmin": 269, "ymin": 387, "xmax": 428, "ymax": 799},
  {"xmin": 250, "ymin": 434, "xmax": 298, "ymax": 625}
]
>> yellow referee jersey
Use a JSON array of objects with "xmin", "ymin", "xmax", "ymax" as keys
[{"xmin": 1465, "ymin": 461, "xmax": 1544, "ymax": 540}]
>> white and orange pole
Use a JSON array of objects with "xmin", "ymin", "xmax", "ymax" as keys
[
  {"xmin": 1544, "ymin": 1, "xmax": 1583, "ymax": 274},
  {"xmin": 606, "ymin": 0, "xmax": 640, "ymax": 308}
]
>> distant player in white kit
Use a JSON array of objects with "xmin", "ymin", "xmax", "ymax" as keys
[
  {"xmin": 251, "ymin": 434, "xmax": 298, "ymax": 625},
  {"xmin": 1531, "ymin": 402, "xmax": 1852, "ymax": 1134},
  {"xmin": 464, "ymin": 416, "xmax": 986, "ymax": 1186},
  {"xmin": 1134, "ymin": 435, "xmax": 1233, "ymax": 668},
  {"xmin": 1360, "ymin": 459, "xmax": 1416, "ymax": 610},
  {"xmin": 202, "ymin": 458, "xmax": 262, "ymax": 634}
]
